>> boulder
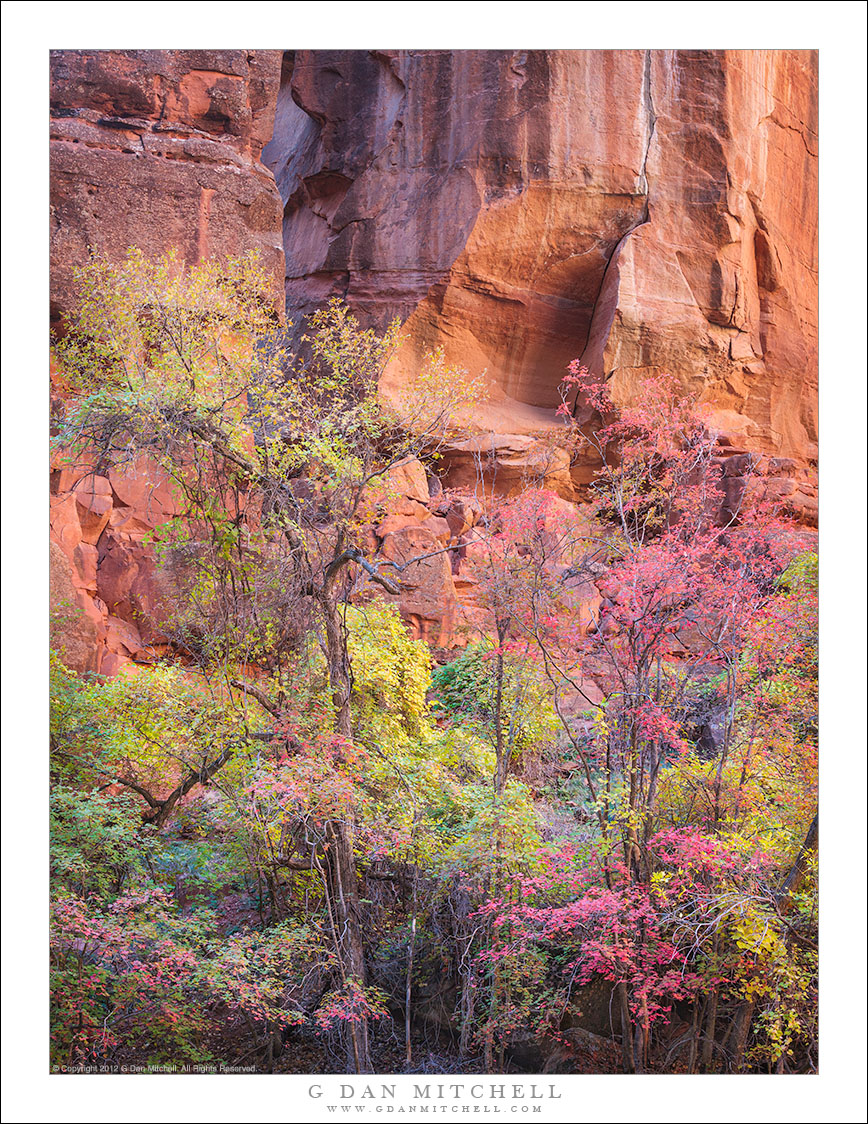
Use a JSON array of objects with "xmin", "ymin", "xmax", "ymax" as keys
[
  {"xmin": 383, "ymin": 457, "xmax": 430, "ymax": 505},
  {"xmin": 107, "ymin": 459, "xmax": 180, "ymax": 528},
  {"xmin": 105, "ymin": 615, "xmax": 149, "ymax": 661},
  {"xmin": 96, "ymin": 530, "xmax": 173, "ymax": 645},
  {"xmin": 72, "ymin": 475, "xmax": 113, "ymax": 544},
  {"xmin": 423, "ymin": 516, "xmax": 452, "ymax": 546},
  {"xmin": 49, "ymin": 490, "xmax": 83, "ymax": 555},
  {"xmin": 50, "ymin": 542, "xmax": 102, "ymax": 673}
]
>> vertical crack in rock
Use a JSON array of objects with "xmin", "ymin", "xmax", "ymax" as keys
[
  {"xmin": 639, "ymin": 47, "xmax": 657, "ymax": 208},
  {"xmin": 260, "ymin": 48, "xmax": 817, "ymax": 503},
  {"xmin": 575, "ymin": 50, "xmax": 657, "ymax": 389}
]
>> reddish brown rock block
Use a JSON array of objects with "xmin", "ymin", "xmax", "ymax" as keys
[
  {"xmin": 441, "ymin": 496, "xmax": 482, "ymax": 539},
  {"xmin": 364, "ymin": 456, "xmax": 431, "ymax": 517},
  {"xmin": 375, "ymin": 513, "xmax": 426, "ymax": 538},
  {"xmin": 72, "ymin": 543, "xmax": 99, "ymax": 593},
  {"xmin": 72, "ymin": 475, "xmax": 113, "ymax": 544},
  {"xmin": 440, "ymin": 434, "xmax": 575, "ymax": 498},
  {"xmin": 423, "ymin": 516, "xmax": 452, "ymax": 546},
  {"xmin": 49, "ymin": 489, "xmax": 83, "ymax": 555},
  {"xmin": 382, "ymin": 458, "xmax": 430, "ymax": 505},
  {"xmin": 107, "ymin": 459, "xmax": 181, "ymax": 528},
  {"xmin": 98, "ymin": 651, "xmax": 130, "ymax": 678},
  {"xmin": 50, "ymin": 542, "xmax": 102, "ymax": 673},
  {"xmin": 95, "ymin": 528, "xmax": 176, "ymax": 648},
  {"xmin": 105, "ymin": 615, "xmax": 148, "ymax": 660},
  {"xmin": 379, "ymin": 525, "xmax": 457, "ymax": 646}
]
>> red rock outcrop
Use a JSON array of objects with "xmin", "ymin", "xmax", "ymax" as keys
[
  {"xmin": 49, "ymin": 458, "xmax": 182, "ymax": 674},
  {"xmin": 263, "ymin": 50, "xmax": 817, "ymax": 514},
  {"xmin": 597, "ymin": 52, "xmax": 818, "ymax": 480}
]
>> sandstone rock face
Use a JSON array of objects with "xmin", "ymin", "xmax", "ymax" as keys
[
  {"xmin": 359, "ymin": 457, "xmax": 457, "ymax": 646},
  {"xmin": 599, "ymin": 52, "xmax": 818, "ymax": 473},
  {"xmin": 263, "ymin": 50, "xmax": 817, "ymax": 515},
  {"xmin": 379, "ymin": 525, "xmax": 456, "ymax": 648},
  {"xmin": 50, "ymin": 49, "xmax": 285, "ymax": 325},
  {"xmin": 50, "ymin": 541, "xmax": 102, "ymax": 674},
  {"xmin": 49, "ymin": 49, "xmax": 819, "ymax": 675},
  {"xmin": 264, "ymin": 50, "xmax": 651, "ymax": 410},
  {"xmin": 50, "ymin": 50, "xmax": 287, "ymax": 672}
]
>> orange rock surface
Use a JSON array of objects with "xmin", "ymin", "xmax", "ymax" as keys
[{"xmin": 264, "ymin": 49, "xmax": 817, "ymax": 506}]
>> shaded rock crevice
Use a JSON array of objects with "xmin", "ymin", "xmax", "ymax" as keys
[{"xmin": 639, "ymin": 47, "xmax": 657, "ymax": 203}]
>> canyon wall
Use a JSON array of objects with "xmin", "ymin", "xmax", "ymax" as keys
[
  {"xmin": 50, "ymin": 50, "xmax": 285, "ymax": 672},
  {"xmin": 50, "ymin": 48, "xmax": 818, "ymax": 672},
  {"xmin": 263, "ymin": 49, "xmax": 817, "ymax": 516}
]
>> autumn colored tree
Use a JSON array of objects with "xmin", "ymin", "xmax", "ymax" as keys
[
  {"xmin": 440, "ymin": 364, "xmax": 817, "ymax": 1072},
  {"xmin": 52, "ymin": 248, "xmax": 477, "ymax": 1072},
  {"xmin": 49, "ymin": 256, "xmax": 817, "ymax": 1075}
]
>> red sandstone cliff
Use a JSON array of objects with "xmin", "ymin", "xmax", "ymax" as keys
[
  {"xmin": 263, "ymin": 50, "xmax": 817, "ymax": 518},
  {"xmin": 50, "ymin": 50, "xmax": 286, "ymax": 672},
  {"xmin": 50, "ymin": 49, "xmax": 285, "ymax": 325},
  {"xmin": 49, "ymin": 48, "xmax": 818, "ymax": 673}
]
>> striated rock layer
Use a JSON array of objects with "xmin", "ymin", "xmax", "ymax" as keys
[
  {"xmin": 263, "ymin": 49, "xmax": 817, "ymax": 519},
  {"xmin": 50, "ymin": 49, "xmax": 286, "ymax": 324}
]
